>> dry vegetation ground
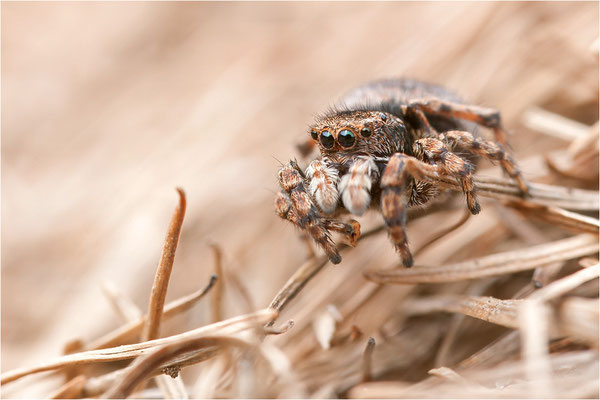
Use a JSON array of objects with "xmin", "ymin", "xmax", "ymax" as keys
[{"xmin": 2, "ymin": 2, "xmax": 599, "ymax": 398}]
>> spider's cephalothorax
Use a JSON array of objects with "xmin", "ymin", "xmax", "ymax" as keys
[{"xmin": 275, "ymin": 79, "xmax": 528, "ymax": 267}]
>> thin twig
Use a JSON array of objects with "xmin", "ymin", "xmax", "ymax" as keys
[
  {"xmin": 402, "ymin": 295, "xmax": 525, "ymax": 330},
  {"xmin": 264, "ymin": 320, "xmax": 295, "ymax": 335},
  {"xmin": 365, "ymin": 234, "xmax": 598, "ymax": 284},
  {"xmin": 101, "ymin": 281, "xmax": 143, "ymax": 322},
  {"xmin": 518, "ymin": 300, "xmax": 554, "ymax": 398},
  {"xmin": 447, "ymin": 175, "xmax": 598, "ymax": 211},
  {"xmin": 506, "ymin": 200, "xmax": 600, "ymax": 234},
  {"xmin": 529, "ymin": 263, "xmax": 600, "ymax": 301},
  {"xmin": 142, "ymin": 188, "xmax": 186, "ymax": 341},
  {"xmin": 413, "ymin": 209, "xmax": 471, "ymax": 257},
  {"xmin": 361, "ymin": 337, "xmax": 376, "ymax": 383},
  {"xmin": 1, "ymin": 309, "xmax": 277, "ymax": 385},
  {"xmin": 49, "ymin": 375, "xmax": 87, "ymax": 399},
  {"xmin": 102, "ymin": 336, "xmax": 254, "ymax": 399},
  {"xmin": 87, "ymin": 274, "xmax": 217, "ymax": 350},
  {"xmin": 210, "ymin": 244, "xmax": 224, "ymax": 323}
]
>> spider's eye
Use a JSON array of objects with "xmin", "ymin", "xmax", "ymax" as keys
[
  {"xmin": 320, "ymin": 131, "xmax": 335, "ymax": 149},
  {"xmin": 360, "ymin": 127, "xmax": 371, "ymax": 137},
  {"xmin": 310, "ymin": 130, "xmax": 318, "ymax": 140},
  {"xmin": 379, "ymin": 113, "xmax": 387, "ymax": 121},
  {"xmin": 338, "ymin": 129, "xmax": 355, "ymax": 147}
]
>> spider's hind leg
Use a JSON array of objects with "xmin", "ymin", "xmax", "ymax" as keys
[
  {"xmin": 440, "ymin": 130, "xmax": 529, "ymax": 194},
  {"xmin": 408, "ymin": 99, "xmax": 509, "ymax": 145},
  {"xmin": 413, "ymin": 138, "xmax": 481, "ymax": 215},
  {"xmin": 407, "ymin": 100, "xmax": 529, "ymax": 194}
]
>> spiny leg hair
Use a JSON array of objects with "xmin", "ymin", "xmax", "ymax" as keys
[
  {"xmin": 306, "ymin": 159, "xmax": 340, "ymax": 214},
  {"xmin": 339, "ymin": 156, "xmax": 379, "ymax": 216}
]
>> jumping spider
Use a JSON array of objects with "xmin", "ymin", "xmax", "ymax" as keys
[{"xmin": 275, "ymin": 79, "xmax": 528, "ymax": 267}]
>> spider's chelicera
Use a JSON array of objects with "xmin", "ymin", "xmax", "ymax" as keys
[{"xmin": 275, "ymin": 79, "xmax": 529, "ymax": 267}]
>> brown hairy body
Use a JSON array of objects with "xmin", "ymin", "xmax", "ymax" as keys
[{"xmin": 275, "ymin": 79, "xmax": 528, "ymax": 266}]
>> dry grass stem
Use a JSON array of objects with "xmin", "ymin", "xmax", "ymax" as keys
[
  {"xmin": 1, "ymin": 309, "xmax": 277, "ymax": 384},
  {"xmin": 48, "ymin": 375, "xmax": 87, "ymax": 399},
  {"xmin": 365, "ymin": 234, "xmax": 598, "ymax": 283},
  {"xmin": 87, "ymin": 274, "xmax": 217, "ymax": 350},
  {"xmin": 403, "ymin": 295, "xmax": 525, "ymax": 329},
  {"xmin": 361, "ymin": 337, "xmax": 376, "ymax": 383},
  {"xmin": 154, "ymin": 374, "xmax": 189, "ymax": 399},
  {"xmin": 522, "ymin": 107, "xmax": 590, "ymax": 140},
  {"xmin": 518, "ymin": 300, "xmax": 553, "ymax": 398},
  {"xmin": 264, "ymin": 320, "xmax": 295, "ymax": 335},
  {"xmin": 507, "ymin": 201, "xmax": 600, "ymax": 234},
  {"xmin": 102, "ymin": 281, "xmax": 144, "ymax": 322},
  {"xmin": 528, "ymin": 263, "xmax": 600, "ymax": 301},
  {"xmin": 210, "ymin": 244, "xmax": 224, "ymax": 323},
  {"xmin": 267, "ymin": 257, "xmax": 327, "ymax": 322},
  {"xmin": 469, "ymin": 177, "xmax": 598, "ymax": 211},
  {"xmin": 413, "ymin": 209, "xmax": 472, "ymax": 257},
  {"xmin": 103, "ymin": 336, "xmax": 257, "ymax": 399},
  {"xmin": 142, "ymin": 188, "xmax": 187, "ymax": 342}
]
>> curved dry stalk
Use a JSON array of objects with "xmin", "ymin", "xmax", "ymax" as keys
[
  {"xmin": 529, "ymin": 263, "xmax": 600, "ymax": 301},
  {"xmin": 361, "ymin": 338, "xmax": 376, "ymax": 383},
  {"xmin": 365, "ymin": 234, "xmax": 598, "ymax": 284},
  {"xmin": 506, "ymin": 200, "xmax": 600, "ymax": 234},
  {"xmin": 142, "ymin": 188, "xmax": 186, "ymax": 342},
  {"xmin": 265, "ymin": 202, "xmax": 459, "ymax": 325},
  {"xmin": 472, "ymin": 176, "xmax": 598, "ymax": 211},
  {"xmin": 102, "ymin": 336, "xmax": 254, "ymax": 399},
  {"xmin": 264, "ymin": 320, "xmax": 295, "ymax": 335},
  {"xmin": 1, "ymin": 309, "xmax": 277, "ymax": 385},
  {"xmin": 101, "ymin": 281, "xmax": 143, "ymax": 322},
  {"xmin": 413, "ymin": 209, "xmax": 472, "ymax": 257},
  {"xmin": 403, "ymin": 295, "xmax": 525, "ymax": 329},
  {"xmin": 87, "ymin": 274, "xmax": 218, "ymax": 350},
  {"xmin": 210, "ymin": 244, "xmax": 224, "ymax": 323},
  {"xmin": 49, "ymin": 375, "xmax": 87, "ymax": 399}
]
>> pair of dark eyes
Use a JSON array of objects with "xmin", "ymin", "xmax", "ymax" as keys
[{"xmin": 311, "ymin": 127, "xmax": 371, "ymax": 149}]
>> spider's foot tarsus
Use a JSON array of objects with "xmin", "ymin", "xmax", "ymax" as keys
[
  {"xmin": 347, "ymin": 220, "xmax": 361, "ymax": 247},
  {"xmin": 469, "ymin": 201, "xmax": 481, "ymax": 215},
  {"xmin": 401, "ymin": 251, "xmax": 414, "ymax": 268},
  {"xmin": 329, "ymin": 252, "xmax": 342, "ymax": 264}
]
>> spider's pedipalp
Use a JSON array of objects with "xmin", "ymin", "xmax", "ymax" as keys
[
  {"xmin": 441, "ymin": 130, "xmax": 529, "ymax": 194},
  {"xmin": 277, "ymin": 161, "xmax": 361, "ymax": 264},
  {"xmin": 339, "ymin": 156, "xmax": 379, "ymax": 216},
  {"xmin": 277, "ymin": 162, "xmax": 341, "ymax": 263},
  {"xmin": 306, "ymin": 159, "xmax": 340, "ymax": 214}
]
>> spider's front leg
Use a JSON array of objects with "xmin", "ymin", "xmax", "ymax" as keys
[
  {"xmin": 381, "ymin": 141, "xmax": 480, "ymax": 267},
  {"xmin": 275, "ymin": 161, "xmax": 359, "ymax": 264}
]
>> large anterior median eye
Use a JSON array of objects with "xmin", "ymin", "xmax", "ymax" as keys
[
  {"xmin": 320, "ymin": 131, "xmax": 335, "ymax": 148},
  {"xmin": 338, "ymin": 129, "xmax": 355, "ymax": 147}
]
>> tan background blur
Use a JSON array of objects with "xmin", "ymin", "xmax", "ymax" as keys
[{"xmin": 2, "ymin": 2, "xmax": 598, "ymax": 397}]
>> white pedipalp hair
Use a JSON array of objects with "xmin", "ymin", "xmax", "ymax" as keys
[
  {"xmin": 306, "ymin": 159, "xmax": 340, "ymax": 214},
  {"xmin": 339, "ymin": 157, "xmax": 379, "ymax": 216}
]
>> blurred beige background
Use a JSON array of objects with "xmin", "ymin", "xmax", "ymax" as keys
[{"xmin": 2, "ymin": 2, "xmax": 598, "ymax": 397}]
